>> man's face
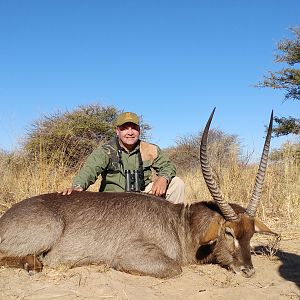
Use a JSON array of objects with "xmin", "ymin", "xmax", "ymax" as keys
[{"xmin": 116, "ymin": 122, "xmax": 140, "ymax": 150}]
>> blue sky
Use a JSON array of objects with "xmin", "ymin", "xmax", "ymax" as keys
[{"xmin": 0, "ymin": 0, "xmax": 299, "ymax": 161}]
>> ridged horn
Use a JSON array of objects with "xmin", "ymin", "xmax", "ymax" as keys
[
  {"xmin": 246, "ymin": 111, "xmax": 273, "ymax": 217},
  {"xmin": 200, "ymin": 108, "xmax": 238, "ymax": 221}
]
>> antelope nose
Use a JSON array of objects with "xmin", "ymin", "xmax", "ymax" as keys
[{"xmin": 241, "ymin": 266, "xmax": 255, "ymax": 278}]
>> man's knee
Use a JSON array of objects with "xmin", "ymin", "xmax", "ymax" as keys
[
  {"xmin": 170, "ymin": 176, "xmax": 185, "ymax": 189},
  {"xmin": 166, "ymin": 176, "xmax": 185, "ymax": 203}
]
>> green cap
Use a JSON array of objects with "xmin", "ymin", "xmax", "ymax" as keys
[{"xmin": 116, "ymin": 112, "xmax": 140, "ymax": 126}]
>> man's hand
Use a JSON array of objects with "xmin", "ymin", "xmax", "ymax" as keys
[
  {"xmin": 150, "ymin": 176, "xmax": 168, "ymax": 197},
  {"xmin": 59, "ymin": 187, "xmax": 83, "ymax": 195}
]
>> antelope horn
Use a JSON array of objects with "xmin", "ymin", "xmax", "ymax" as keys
[
  {"xmin": 200, "ymin": 108, "xmax": 238, "ymax": 221},
  {"xmin": 246, "ymin": 111, "xmax": 273, "ymax": 217}
]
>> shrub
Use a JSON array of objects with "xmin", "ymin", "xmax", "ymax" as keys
[{"xmin": 23, "ymin": 104, "xmax": 119, "ymax": 170}]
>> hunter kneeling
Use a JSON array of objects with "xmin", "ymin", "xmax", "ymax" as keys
[{"xmin": 61, "ymin": 111, "xmax": 185, "ymax": 203}]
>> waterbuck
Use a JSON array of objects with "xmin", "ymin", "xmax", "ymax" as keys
[{"xmin": 0, "ymin": 109, "xmax": 276, "ymax": 278}]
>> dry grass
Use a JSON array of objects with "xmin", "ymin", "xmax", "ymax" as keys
[
  {"xmin": 183, "ymin": 158, "xmax": 300, "ymax": 225},
  {"xmin": 252, "ymin": 235, "xmax": 281, "ymax": 259},
  {"xmin": 0, "ymin": 151, "xmax": 74, "ymax": 210},
  {"xmin": 0, "ymin": 148, "xmax": 299, "ymax": 226}
]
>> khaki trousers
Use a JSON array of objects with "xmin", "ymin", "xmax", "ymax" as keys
[{"xmin": 143, "ymin": 176, "xmax": 185, "ymax": 204}]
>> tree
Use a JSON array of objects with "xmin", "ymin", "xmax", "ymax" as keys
[
  {"xmin": 24, "ymin": 104, "xmax": 151, "ymax": 170},
  {"xmin": 257, "ymin": 27, "xmax": 300, "ymax": 136},
  {"xmin": 167, "ymin": 129, "xmax": 240, "ymax": 174}
]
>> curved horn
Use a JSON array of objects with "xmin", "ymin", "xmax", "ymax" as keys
[
  {"xmin": 246, "ymin": 111, "xmax": 273, "ymax": 217},
  {"xmin": 200, "ymin": 108, "xmax": 238, "ymax": 221}
]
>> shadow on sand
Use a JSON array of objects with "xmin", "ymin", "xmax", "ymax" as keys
[{"xmin": 254, "ymin": 245, "xmax": 300, "ymax": 288}]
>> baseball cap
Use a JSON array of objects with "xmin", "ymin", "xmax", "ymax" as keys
[{"xmin": 116, "ymin": 112, "xmax": 140, "ymax": 126}]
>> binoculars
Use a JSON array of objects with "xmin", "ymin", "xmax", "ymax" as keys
[{"xmin": 125, "ymin": 170, "xmax": 142, "ymax": 192}]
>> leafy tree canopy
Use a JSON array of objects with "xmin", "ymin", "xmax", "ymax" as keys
[
  {"xmin": 167, "ymin": 128, "xmax": 240, "ymax": 174},
  {"xmin": 257, "ymin": 27, "xmax": 300, "ymax": 136},
  {"xmin": 23, "ymin": 104, "xmax": 151, "ymax": 170}
]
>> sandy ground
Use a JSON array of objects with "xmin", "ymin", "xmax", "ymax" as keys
[{"xmin": 0, "ymin": 228, "xmax": 299, "ymax": 300}]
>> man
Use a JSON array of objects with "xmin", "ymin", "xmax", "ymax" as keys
[{"xmin": 62, "ymin": 112, "xmax": 184, "ymax": 203}]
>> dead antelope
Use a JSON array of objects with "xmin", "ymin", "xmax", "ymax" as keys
[{"xmin": 0, "ymin": 109, "xmax": 276, "ymax": 278}]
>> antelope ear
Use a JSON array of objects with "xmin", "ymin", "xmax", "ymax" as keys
[{"xmin": 254, "ymin": 218, "xmax": 277, "ymax": 235}]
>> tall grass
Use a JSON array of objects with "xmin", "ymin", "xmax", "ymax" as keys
[
  {"xmin": 183, "ymin": 155, "xmax": 300, "ymax": 225},
  {"xmin": 0, "ymin": 147, "xmax": 299, "ymax": 226},
  {"xmin": 0, "ymin": 150, "xmax": 74, "ymax": 209}
]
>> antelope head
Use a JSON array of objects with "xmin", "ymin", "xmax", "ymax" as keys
[{"xmin": 200, "ymin": 108, "xmax": 276, "ymax": 277}]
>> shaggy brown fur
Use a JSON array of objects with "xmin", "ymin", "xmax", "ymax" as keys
[{"xmin": 0, "ymin": 191, "xmax": 274, "ymax": 278}]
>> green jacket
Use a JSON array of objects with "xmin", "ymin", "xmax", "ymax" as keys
[{"xmin": 72, "ymin": 137, "xmax": 176, "ymax": 192}]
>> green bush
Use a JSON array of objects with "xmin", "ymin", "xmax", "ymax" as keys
[
  {"xmin": 23, "ymin": 104, "xmax": 119, "ymax": 170},
  {"xmin": 166, "ymin": 128, "xmax": 240, "ymax": 175},
  {"xmin": 23, "ymin": 104, "xmax": 152, "ymax": 170}
]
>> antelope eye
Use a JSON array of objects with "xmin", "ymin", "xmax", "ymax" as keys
[{"xmin": 225, "ymin": 227, "xmax": 234, "ymax": 237}]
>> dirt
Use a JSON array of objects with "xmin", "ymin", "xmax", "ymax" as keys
[{"xmin": 0, "ymin": 228, "xmax": 299, "ymax": 300}]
